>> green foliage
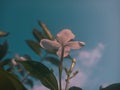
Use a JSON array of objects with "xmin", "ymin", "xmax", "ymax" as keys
[
  {"xmin": 18, "ymin": 61, "xmax": 58, "ymax": 90},
  {"xmin": 100, "ymin": 83, "xmax": 120, "ymax": 90},
  {"xmin": 69, "ymin": 86, "xmax": 82, "ymax": 90},
  {"xmin": 26, "ymin": 21, "xmax": 58, "ymax": 67},
  {"xmin": 0, "ymin": 67, "xmax": 26, "ymax": 90},
  {"xmin": 38, "ymin": 21, "xmax": 53, "ymax": 40},
  {"xmin": 43, "ymin": 56, "xmax": 60, "ymax": 66},
  {"xmin": 24, "ymin": 78, "xmax": 34, "ymax": 88},
  {"xmin": 26, "ymin": 40, "xmax": 41, "ymax": 56},
  {"xmin": 0, "ymin": 41, "xmax": 8, "ymax": 60},
  {"xmin": 0, "ymin": 58, "xmax": 11, "ymax": 67},
  {"xmin": 32, "ymin": 28, "xmax": 44, "ymax": 42}
]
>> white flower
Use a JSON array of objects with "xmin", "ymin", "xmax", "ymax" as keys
[{"xmin": 40, "ymin": 29, "xmax": 85, "ymax": 57}]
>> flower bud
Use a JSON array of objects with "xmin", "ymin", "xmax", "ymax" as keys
[{"xmin": 69, "ymin": 58, "xmax": 76, "ymax": 73}]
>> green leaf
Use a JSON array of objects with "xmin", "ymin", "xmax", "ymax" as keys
[
  {"xmin": 38, "ymin": 21, "xmax": 53, "ymax": 40},
  {"xmin": 18, "ymin": 61, "xmax": 58, "ymax": 90},
  {"xmin": 0, "ymin": 58, "xmax": 11, "ymax": 67},
  {"xmin": 26, "ymin": 40, "xmax": 41, "ymax": 55},
  {"xmin": 32, "ymin": 28, "xmax": 44, "ymax": 42},
  {"xmin": 0, "ymin": 31, "xmax": 9, "ymax": 37},
  {"xmin": 69, "ymin": 86, "xmax": 82, "ymax": 90},
  {"xmin": 0, "ymin": 67, "xmax": 27, "ymax": 90},
  {"xmin": 100, "ymin": 83, "xmax": 120, "ymax": 90},
  {"xmin": 24, "ymin": 78, "xmax": 33, "ymax": 88},
  {"xmin": 0, "ymin": 41, "xmax": 8, "ymax": 60},
  {"xmin": 45, "ymin": 49, "xmax": 57, "ymax": 55},
  {"xmin": 43, "ymin": 56, "xmax": 60, "ymax": 66}
]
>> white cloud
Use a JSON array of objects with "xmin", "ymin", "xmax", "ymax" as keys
[
  {"xmin": 77, "ymin": 43, "xmax": 104, "ymax": 67},
  {"xmin": 65, "ymin": 43, "xmax": 105, "ymax": 88}
]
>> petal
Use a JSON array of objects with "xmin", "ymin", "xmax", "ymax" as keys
[
  {"xmin": 11, "ymin": 59, "xmax": 17, "ymax": 65},
  {"xmin": 40, "ymin": 39, "xmax": 60, "ymax": 50},
  {"xmin": 56, "ymin": 29, "xmax": 75, "ymax": 44},
  {"xmin": 15, "ymin": 54, "xmax": 26, "ymax": 61},
  {"xmin": 66, "ymin": 41, "xmax": 85, "ymax": 49},
  {"xmin": 57, "ymin": 46, "xmax": 71, "ymax": 57}
]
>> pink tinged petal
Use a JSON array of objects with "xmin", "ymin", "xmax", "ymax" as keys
[
  {"xmin": 66, "ymin": 41, "xmax": 85, "ymax": 49},
  {"xmin": 57, "ymin": 46, "xmax": 71, "ymax": 57},
  {"xmin": 56, "ymin": 29, "xmax": 75, "ymax": 44},
  {"xmin": 11, "ymin": 59, "xmax": 17, "ymax": 65},
  {"xmin": 40, "ymin": 39, "xmax": 60, "ymax": 51},
  {"xmin": 20, "ymin": 57, "xmax": 26, "ymax": 61},
  {"xmin": 15, "ymin": 54, "xmax": 26, "ymax": 61}
]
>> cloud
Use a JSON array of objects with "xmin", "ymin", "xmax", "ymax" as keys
[
  {"xmin": 65, "ymin": 43, "xmax": 105, "ymax": 88},
  {"xmin": 77, "ymin": 43, "xmax": 104, "ymax": 67}
]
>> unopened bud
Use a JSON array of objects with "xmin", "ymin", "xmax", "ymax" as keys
[{"xmin": 69, "ymin": 58, "xmax": 76, "ymax": 73}]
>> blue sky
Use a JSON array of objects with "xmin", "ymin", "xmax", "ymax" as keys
[{"xmin": 0, "ymin": 0, "xmax": 120, "ymax": 90}]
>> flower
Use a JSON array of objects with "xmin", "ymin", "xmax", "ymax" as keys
[
  {"xmin": 11, "ymin": 54, "xmax": 27, "ymax": 65},
  {"xmin": 40, "ymin": 29, "xmax": 85, "ymax": 57}
]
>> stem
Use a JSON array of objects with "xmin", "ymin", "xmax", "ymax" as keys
[
  {"xmin": 21, "ymin": 72, "xmax": 30, "ymax": 83},
  {"xmin": 65, "ymin": 74, "xmax": 70, "ymax": 90},
  {"xmin": 59, "ymin": 47, "xmax": 64, "ymax": 90},
  {"xmin": 65, "ymin": 58, "xmax": 76, "ymax": 90},
  {"xmin": 59, "ymin": 62, "xmax": 62, "ymax": 90}
]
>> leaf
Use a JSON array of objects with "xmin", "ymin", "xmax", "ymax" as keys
[
  {"xmin": 0, "ymin": 58, "xmax": 14, "ymax": 72},
  {"xmin": 45, "ymin": 49, "xmax": 57, "ymax": 55},
  {"xmin": 100, "ymin": 83, "xmax": 120, "ymax": 90},
  {"xmin": 26, "ymin": 40, "xmax": 41, "ymax": 55},
  {"xmin": 43, "ymin": 56, "xmax": 60, "ymax": 66},
  {"xmin": 69, "ymin": 86, "xmax": 82, "ymax": 90},
  {"xmin": 0, "ymin": 67, "xmax": 27, "ymax": 90},
  {"xmin": 24, "ymin": 78, "xmax": 34, "ymax": 88},
  {"xmin": 32, "ymin": 28, "xmax": 44, "ymax": 42},
  {"xmin": 18, "ymin": 61, "xmax": 58, "ymax": 90},
  {"xmin": 0, "ymin": 58, "xmax": 11, "ymax": 67},
  {"xmin": 18, "ymin": 68, "xmax": 26, "ymax": 76},
  {"xmin": 0, "ymin": 41, "xmax": 8, "ymax": 60},
  {"xmin": 38, "ymin": 21, "xmax": 53, "ymax": 40},
  {"xmin": 0, "ymin": 31, "xmax": 9, "ymax": 37}
]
